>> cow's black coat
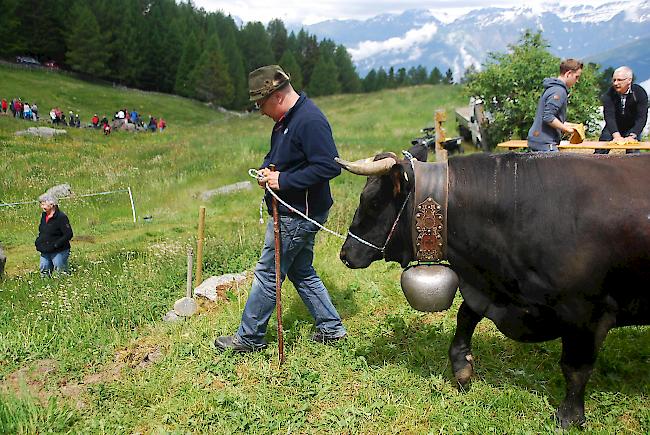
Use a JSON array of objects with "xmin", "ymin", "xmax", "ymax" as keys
[{"xmin": 340, "ymin": 150, "xmax": 650, "ymax": 427}]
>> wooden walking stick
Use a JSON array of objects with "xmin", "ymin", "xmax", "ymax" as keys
[{"xmin": 269, "ymin": 164, "xmax": 285, "ymax": 364}]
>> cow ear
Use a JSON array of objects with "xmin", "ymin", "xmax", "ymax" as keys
[
  {"xmin": 389, "ymin": 164, "xmax": 408, "ymax": 198},
  {"xmin": 407, "ymin": 142, "xmax": 428, "ymax": 162}
]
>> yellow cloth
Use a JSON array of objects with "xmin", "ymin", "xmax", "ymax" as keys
[
  {"xmin": 608, "ymin": 138, "xmax": 639, "ymax": 145},
  {"xmin": 565, "ymin": 122, "xmax": 585, "ymax": 144}
]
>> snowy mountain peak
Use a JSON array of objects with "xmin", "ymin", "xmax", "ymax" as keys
[{"xmin": 301, "ymin": 0, "xmax": 650, "ymax": 81}]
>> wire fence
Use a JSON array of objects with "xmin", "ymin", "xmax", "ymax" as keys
[{"xmin": 0, "ymin": 187, "xmax": 137, "ymax": 222}]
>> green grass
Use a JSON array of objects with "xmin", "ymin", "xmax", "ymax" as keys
[{"xmin": 0, "ymin": 65, "xmax": 648, "ymax": 434}]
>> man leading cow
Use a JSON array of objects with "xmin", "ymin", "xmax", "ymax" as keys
[{"xmin": 214, "ymin": 65, "xmax": 346, "ymax": 353}]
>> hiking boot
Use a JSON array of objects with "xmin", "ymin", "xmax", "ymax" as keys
[
  {"xmin": 310, "ymin": 331, "xmax": 346, "ymax": 344},
  {"xmin": 213, "ymin": 335, "xmax": 266, "ymax": 353}
]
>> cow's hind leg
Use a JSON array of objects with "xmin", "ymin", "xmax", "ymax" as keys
[
  {"xmin": 449, "ymin": 301, "xmax": 482, "ymax": 390},
  {"xmin": 555, "ymin": 313, "xmax": 615, "ymax": 428}
]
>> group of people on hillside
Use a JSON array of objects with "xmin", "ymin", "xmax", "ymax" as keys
[
  {"xmin": 1, "ymin": 98, "xmax": 39, "ymax": 121},
  {"xmin": 2, "ymin": 97, "xmax": 168, "ymax": 135},
  {"xmin": 527, "ymin": 62, "xmax": 647, "ymax": 153},
  {"xmin": 90, "ymin": 108, "xmax": 166, "ymax": 135},
  {"xmin": 49, "ymin": 108, "xmax": 81, "ymax": 128}
]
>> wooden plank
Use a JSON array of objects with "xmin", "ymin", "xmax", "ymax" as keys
[
  {"xmin": 434, "ymin": 110, "xmax": 448, "ymax": 163},
  {"xmin": 496, "ymin": 140, "xmax": 650, "ymax": 151}
]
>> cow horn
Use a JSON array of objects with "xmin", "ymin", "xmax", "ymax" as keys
[{"xmin": 335, "ymin": 154, "xmax": 397, "ymax": 176}]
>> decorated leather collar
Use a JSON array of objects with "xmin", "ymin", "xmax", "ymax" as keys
[{"xmin": 410, "ymin": 160, "xmax": 448, "ymax": 262}]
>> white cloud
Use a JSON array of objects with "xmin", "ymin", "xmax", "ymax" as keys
[{"xmin": 348, "ymin": 22, "xmax": 439, "ymax": 62}]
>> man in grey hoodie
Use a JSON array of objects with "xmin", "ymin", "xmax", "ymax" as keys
[{"xmin": 527, "ymin": 59, "xmax": 583, "ymax": 151}]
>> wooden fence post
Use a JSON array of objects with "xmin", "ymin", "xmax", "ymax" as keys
[
  {"xmin": 195, "ymin": 206, "xmax": 206, "ymax": 287},
  {"xmin": 434, "ymin": 110, "xmax": 448, "ymax": 163}
]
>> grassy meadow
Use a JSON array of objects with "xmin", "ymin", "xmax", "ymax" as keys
[{"xmin": 0, "ymin": 64, "xmax": 648, "ymax": 433}]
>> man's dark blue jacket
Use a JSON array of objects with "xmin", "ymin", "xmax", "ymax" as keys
[{"xmin": 261, "ymin": 93, "xmax": 340, "ymax": 218}]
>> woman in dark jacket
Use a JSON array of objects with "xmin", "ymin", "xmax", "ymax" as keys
[{"xmin": 35, "ymin": 194, "xmax": 73, "ymax": 275}]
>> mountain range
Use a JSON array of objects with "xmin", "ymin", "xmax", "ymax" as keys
[{"xmin": 294, "ymin": 1, "xmax": 650, "ymax": 81}]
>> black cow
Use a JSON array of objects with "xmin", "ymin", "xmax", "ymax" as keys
[{"xmin": 338, "ymin": 147, "xmax": 650, "ymax": 427}]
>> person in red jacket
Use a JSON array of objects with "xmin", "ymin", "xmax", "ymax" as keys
[
  {"xmin": 1, "ymin": 98, "xmax": 7, "ymax": 114},
  {"xmin": 91, "ymin": 114, "xmax": 99, "ymax": 128}
]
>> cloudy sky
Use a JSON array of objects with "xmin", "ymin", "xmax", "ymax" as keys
[{"xmin": 192, "ymin": 0, "xmax": 615, "ymax": 25}]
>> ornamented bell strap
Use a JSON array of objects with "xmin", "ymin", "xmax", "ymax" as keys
[{"xmin": 415, "ymin": 197, "xmax": 444, "ymax": 262}]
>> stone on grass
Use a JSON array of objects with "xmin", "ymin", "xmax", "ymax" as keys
[
  {"xmin": 194, "ymin": 272, "xmax": 247, "ymax": 302},
  {"xmin": 15, "ymin": 127, "xmax": 67, "ymax": 138},
  {"xmin": 45, "ymin": 183, "xmax": 73, "ymax": 199},
  {"xmin": 162, "ymin": 310, "xmax": 185, "ymax": 322},
  {"xmin": 200, "ymin": 181, "xmax": 251, "ymax": 200}
]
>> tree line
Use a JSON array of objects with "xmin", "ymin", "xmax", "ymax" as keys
[
  {"xmin": 363, "ymin": 65, "xmax": 454, "ymax": 92},
  {"xmin": 0, "ymin": 0, "xmax": 455, "ymax": 110}
]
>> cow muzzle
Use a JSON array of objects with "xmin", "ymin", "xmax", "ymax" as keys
[{"xmin": 339, "ymin": 238, "xmax": 379, "ymax": 269}]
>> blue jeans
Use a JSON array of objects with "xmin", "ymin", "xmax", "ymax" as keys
[
  {"xmin": 235, "ymin": 213, "xmax": 346, "ymax": 348},
  {"xmin": 40, "ymin": 249, "xmax": 70, "ymax": 275}
]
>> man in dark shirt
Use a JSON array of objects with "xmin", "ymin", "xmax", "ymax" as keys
[
  {"xmin": 215, "ymin": 65, "xmax": 346, "ymax": 352},
  {"xmin": 596, "ymin": 66, "xmax": 648, "ymax": 154}
]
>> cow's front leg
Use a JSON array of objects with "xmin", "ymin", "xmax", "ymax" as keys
[
  {"xmin": 449, "ymin": 301, "xmax": 482, "ymax": 389},
  {"xmin": 556, "ymin": 313, "xmax": 615, "ymax": 428}
]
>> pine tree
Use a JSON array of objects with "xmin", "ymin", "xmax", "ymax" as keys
[
  {"xmin": 174, "ymin": 32, "xmax": 200, "ymax": 97},
  {"xmin": 238, "ymin": 22, "xmax": 274, "ymax": 73},
  {"xmin": 414, "ymin": 65, "xmax": 428, "ymax": 84},
  {"xmin": 65, "ymin": 3, "xmax": 110, "ymax": 77},
  {"xmin": 334, "ymin": 45, "xmax": 361, "ymax": 93},
  {"xmin": 189, "ymin": 34, "xmax": 234, "ymax": 106},
  {"xmin": 160, "ymin": 18, "xmax": 183, "ymax": 93},
  {"xmin": 387, "ymin": 67, "xmax": 396, "ymax": 89},
  {"xmin": 295, "ymin": 30, "xmax": 320, "ymax": 88},
  {"xmin": 279, "ymin": 50, "xmax": 303, "ymax": 92},
  {"xmin": 363, "ymin": 69, "xmax": 378, "ymax": 92},
  {"xmin": 396, "ymin": 67, "xmax": 407, "ymax": 87},
  {"xmin": 99, "ymin": 0, "xmax": 142, "ymax": 84},
  {"xmin": 267, "ymin": 19, "xmax": 288, "ymax": 62},
  {"xmin": 17, "ymin": 0, "xmax": 66, "ymax": 63},
  {"xmin": 444, "ymin": 68, "xmax": 454, "ymax": 84},
  {"xmin": 308, "ymin": 55, "xmax": 340, "ymax": 97},
  {"xmin": 0, "ymin": 0, "xmax": 22, "ymax": 57},
  {"xmin": 136, "ymin": 2, "xmax": 169, "ymax": 91},
  {"xmin": 220, "ymin": 26, "xmax": 248, "ymax": 109},
  {"xmin": 429, "ymin": 67, "xmax": 443, "ymax": 84},
  {"xmin": 460, "ymin": 64, "xmax": 478, "ymax": 84},
  {"xmin": 376, "ymin": 67, "xmax": 388, "ymax": 90}
]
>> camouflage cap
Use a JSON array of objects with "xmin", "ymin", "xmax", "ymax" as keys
[{"xmin": 248, "ymin": 65, "xmax": 290, "ymax": 101}]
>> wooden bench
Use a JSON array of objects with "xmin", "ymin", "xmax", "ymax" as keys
[{"xmin": 497, "ymin": 140, "xmax": 650, "ymax": 153}]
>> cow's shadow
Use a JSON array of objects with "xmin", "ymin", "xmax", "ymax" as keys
[{"xmin": 358, "ymin": 312, "xmax": 650, "ymax": 402}]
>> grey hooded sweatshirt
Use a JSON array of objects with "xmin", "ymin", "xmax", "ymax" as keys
[{"xmin": 527, "ymin": 77, "xmax": 569, "ymax": 151}]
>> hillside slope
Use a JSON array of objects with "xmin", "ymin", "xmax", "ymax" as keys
[{"xmin": 1, "ymin": 67, "xmax": 647, "ymax": 434}]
